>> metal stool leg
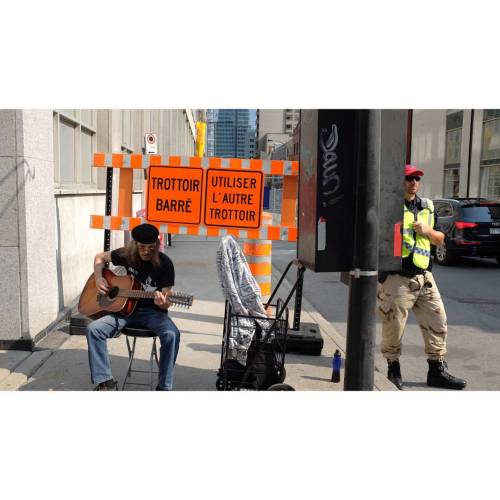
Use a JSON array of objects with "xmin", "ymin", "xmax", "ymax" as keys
[
  {"xmin": 150, "ymin": 336, "xmax": 160, "ymax": 390},
  {"xmin": 122, "ymin": 334, "xmax": 160, "ymax": 391},
  {"xmin": 122, "ymin": 336, "xmax": 137, "ymax": 391},
  {"xmin": 150, "ymin": 338, "xmax": 155, "ymax": 390}
]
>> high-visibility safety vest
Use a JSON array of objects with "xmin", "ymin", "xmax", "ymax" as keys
[{"xmin": 402, "ymin": 198, "xmax": 435, "ymax": 269}]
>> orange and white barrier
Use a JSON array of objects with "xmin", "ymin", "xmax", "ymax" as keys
[
  {"xmin": 243, "ymin": 213, "xmax": 273, "ymax": 298},
  {"xmin": 244, "ymin": 240, "xmax": 272, "ymax": 297},
  {"xmin": 93, "ymin": 153, "xmax": 299, "ymax": 176},
  {"xmin": 89, "ymin": 215, "xmax": 297, "ymax": 242}
]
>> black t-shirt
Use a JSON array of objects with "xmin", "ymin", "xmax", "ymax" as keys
[
  {"xmin": 111, "ymin": 248, "xmax": 175, "ymax": 311},
  {"xmin": 402, "ymin": 196, "xmax": 441, "ymax": 273}
]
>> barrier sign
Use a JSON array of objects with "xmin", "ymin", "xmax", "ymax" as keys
[
  {"xmin": 146, "ymin": 166, "xmax": 203, "ymax": 224},
  {"xmin": 204, "ymin": 169, "xmax": 263, "ymax": 229}
]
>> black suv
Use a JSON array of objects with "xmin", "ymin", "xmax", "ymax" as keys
[{"xmin": 432, "ymin": 198, "xmax": 500, "ymax": 265}]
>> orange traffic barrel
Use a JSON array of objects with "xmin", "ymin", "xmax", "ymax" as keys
[{"xmin": 243, "ymin": 212, "xmax": 273, "ymax": 298}]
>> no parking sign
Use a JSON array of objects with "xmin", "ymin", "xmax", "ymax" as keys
[{"xmin": 144, "ymin": 133, "xmax": 157, "ymax": 154}]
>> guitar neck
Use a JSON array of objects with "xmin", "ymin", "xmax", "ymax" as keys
[
  {"xmin": 116, "ymin": 289, "xmax": 193, "ymax": 308},
  {"xmin": 117, "ymin": 289, "xmax": 157, "ymax": 299}
]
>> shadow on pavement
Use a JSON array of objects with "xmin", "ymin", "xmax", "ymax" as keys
[
  {"xmin": 186, "ymin": 342, "xmax": 221, "ymax": 355},
  {"xmin": 171, "ymin": 311, "xmax": 225, "ymax": 326},
  {"xmin": 301, "ymin": 375, "xmax": 332, "ymax": 383},
  {"xmin": 17, "ymin": 350, "xmax": 218, "ymax": 391}
]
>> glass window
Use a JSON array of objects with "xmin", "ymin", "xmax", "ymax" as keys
[
  {"xmin": 54, "ymin": 110, "xmax": 96, "ymax": 187},
  {"xmin": 445, "ymin": 110, "xmax": 463, "ymax": 167},
  {"xmin": 479, "ymin": 110, "xmax": 500, "ymax": 201},
  {"xmin": 435, "ymin": 202, "xmax": 454, "ymax": 217},
  {"xmin": 443, "ymin": 168, "xmax": 460, "ymax": 198},
  {"xmin": 446, "ymin": 110, "xmax": 464, "ymax": 130},
  {"xmin": 481, "ymin": 116, "xmax": 500, "ymax": 162},
  {"xmin": 59, "ymin": 120, "xmax": 76, "ymax": 183},
  {"xmin": 480, "ymin": 165, "xmax": 500, "ymax": 201},
  {"xmin": 461, "ymin": 204, "xmax": 500, "ymax": 220},
  {"xmin": 483, "ymin": 110, "xmax": 500, "ymax": 121},
  {"xmin": 80, "ymin": 130, "xmax": 93, "ymax": 184},
  {"xmin": 445, "ymin": 128, "xmax": 462, "ymax": 165}
]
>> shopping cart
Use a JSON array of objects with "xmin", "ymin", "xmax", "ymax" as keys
[{"xmin": 216, "ymin": 260, "xmax": 306, "ymax": 391}]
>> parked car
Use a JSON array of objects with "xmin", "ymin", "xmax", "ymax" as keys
[{"xmin": 432, "ymin": 197, "xmax": 500, "ymax": 265}]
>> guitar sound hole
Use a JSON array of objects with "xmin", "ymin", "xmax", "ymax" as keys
[{"xmin": 108, "ymin": 287, "xmax": 119, "ymax": 300}]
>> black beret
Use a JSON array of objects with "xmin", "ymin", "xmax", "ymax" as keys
[{"xmin": 131, "ymin": 223, "xmax": 159, "ymax": 244}]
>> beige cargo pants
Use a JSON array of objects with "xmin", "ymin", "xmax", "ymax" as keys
[{"xmin": 377, "ymin": 271, "xmax": 447, "ymax": 361}]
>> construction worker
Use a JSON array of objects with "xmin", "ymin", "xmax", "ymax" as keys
[{"xmin": 378, "ymin": 165, "xmax": 467, "ymax": 390}]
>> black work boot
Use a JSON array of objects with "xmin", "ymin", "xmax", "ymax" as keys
[
  {"xmin": 387, "ymin": 360, "xmax": 403, "ymax": 390},
  {"xmin": 427, "ymin": 360, "xmax": 466, "ymax": 390}
]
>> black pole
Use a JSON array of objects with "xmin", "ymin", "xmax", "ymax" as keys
[
  {"xmin": 103, "ymin": 167, "xmax": 114, "ymax": 268},
  {"xmin": 292, "ymin": 265, "xmax": 304, "ymax": 330},
  {"xmin": 406, "ymin": 110, "xmax": 413, "ymax": 164},
  {"xmin": 344, "ymin": 110, "xmax": 380, "ymax": 391},
  {"xmin": 466, "ymin": 109, "xmax": 474, "ymax": 197}
]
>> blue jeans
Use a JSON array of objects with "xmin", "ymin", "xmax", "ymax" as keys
[{"xmin": 86, "ymin": 307, "xmax": 180, "ymax": 390}]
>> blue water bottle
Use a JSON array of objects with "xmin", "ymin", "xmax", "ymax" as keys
[{"xmin": 331, "ymin": 349, "xmax": 342, "ymax": 383}]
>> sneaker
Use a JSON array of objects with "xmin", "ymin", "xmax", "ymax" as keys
[{"xmin": 94, "ymin": 379, "xmax": 118, "ymax": 391}]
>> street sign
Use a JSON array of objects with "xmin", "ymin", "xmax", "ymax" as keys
[
  {"xmin": 204, "ymin": 169, "xmax": 263, "ymax": 229},
  {"xmin": 92, "ymin": 153, "xmax": 296, "ymax": 238},
  {"xmin": 146, "ymin": 166, "xmax": 203, "ymax": 225},
  {"xmin": 144, "ymin": 133, "xmax": 158, "ymax": 154}
]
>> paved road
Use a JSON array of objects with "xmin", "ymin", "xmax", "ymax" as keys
[{"xmin": 272, "ymin": 241, "xmax": 500, "ymax": 390}]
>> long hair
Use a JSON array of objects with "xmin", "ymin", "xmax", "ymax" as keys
[{"xmin": 124, "ymin": 240, "xmax": 161, "ymax": 269}]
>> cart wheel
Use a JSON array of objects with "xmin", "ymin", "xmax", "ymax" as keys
[
  {"xmin": 216, "ymin": 378, "xmax": 225, "ymax": 391},
  {"xmin": 277, "ymin": 366, "xmax": 286, "ymax": 382},
  {"xmin": 267, "ymin": 383, "xmax": 295, "ymax": 391}
]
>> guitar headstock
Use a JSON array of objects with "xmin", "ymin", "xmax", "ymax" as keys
[{"xmin": 169, "ymin": 291, "xmax": 194, "ymax": 309}]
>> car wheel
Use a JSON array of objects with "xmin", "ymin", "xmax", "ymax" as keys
[{"xmin": 435, "ymin": 240, "xmax": 457, "ymax": 265}]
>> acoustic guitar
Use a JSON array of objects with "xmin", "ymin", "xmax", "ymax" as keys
[{"xmin": 78, "ymin": 268, "xmax": 194, "ymax": 320}]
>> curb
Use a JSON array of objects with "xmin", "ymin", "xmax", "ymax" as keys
[{"xmin": 0, "ymin": 350, "xmax": 55, "ymax": 391}]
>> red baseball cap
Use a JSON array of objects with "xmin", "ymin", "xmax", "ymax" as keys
[{"xmin": 405, "ymin": 164, "xmax": 424, "ymax": 177}]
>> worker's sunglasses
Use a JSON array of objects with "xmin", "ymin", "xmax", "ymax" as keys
[{"xmin": 405, "ymin": 175, "xmax": 421, "ymax": 182}]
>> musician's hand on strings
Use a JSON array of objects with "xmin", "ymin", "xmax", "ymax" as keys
[
  {"xmin": 96, "ymin": 276, "xmax": 110, "ymax": 295},
  {"xmin": 154, "ymin": 290, "xmax": 172, "ymax": 309}
]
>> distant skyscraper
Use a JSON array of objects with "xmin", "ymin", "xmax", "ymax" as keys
[
  {"xmin": 207, "ymin": 109, "xmax": 256, "ymax": 158},
  {"xmin": 206, "ymin": 109, "xmax": 218, "ymax": 157}
]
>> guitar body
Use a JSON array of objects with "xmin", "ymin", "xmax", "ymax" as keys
[
  {"xmin": 78, "ymin": 268, "xmax": 140, "ymax": 320},
  {"xmin": 78, "ymin": 268, "xmax": 193, "ymax": 320}
]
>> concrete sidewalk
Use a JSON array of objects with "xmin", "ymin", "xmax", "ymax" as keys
[{"xmin": 0, "ymin": 237, "xmax": 395, "ymax": 391}]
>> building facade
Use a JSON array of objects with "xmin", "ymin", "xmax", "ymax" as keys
[
  {"xmin": 411, "ymin": 109, "xmax": 500, "ymax": 201},
  {"xmin": 0, "ymin": 109, "xmax": 196, "ymax": 348},
  {"xmin": 256, "ymin": 109, "xmax": 300, "ymax": 158}
]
